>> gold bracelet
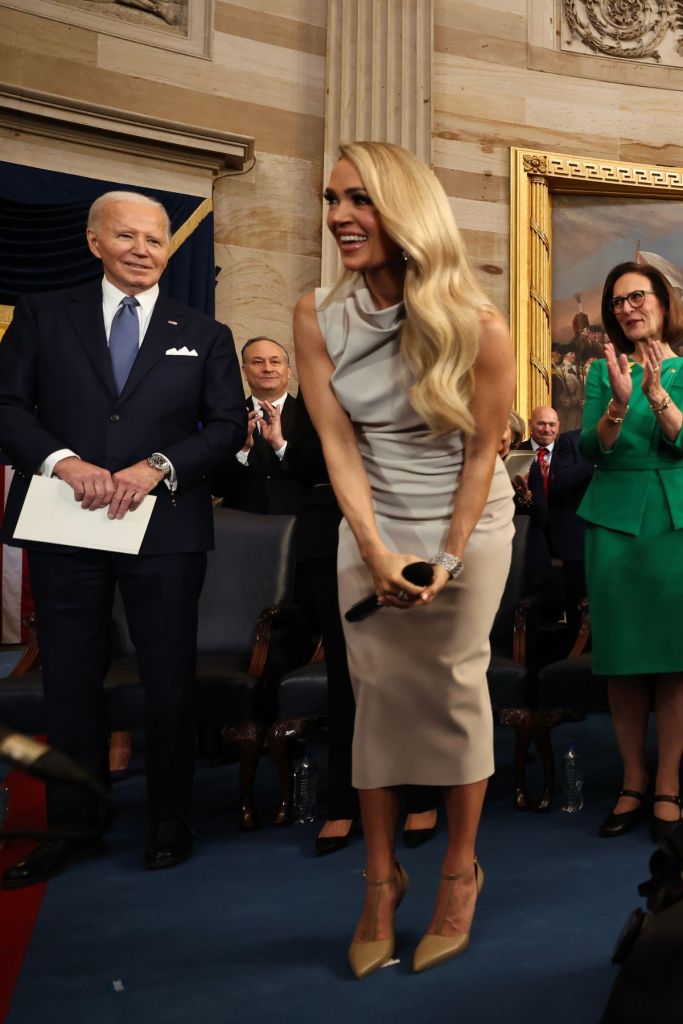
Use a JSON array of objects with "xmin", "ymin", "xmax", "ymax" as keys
[
  {"xmin": 605, "ymin": 397, "xmax": 628, "ymax": 424},
  {"xmin": 650, "ymin": 394, "xmax": 671, "ymax": 415}
]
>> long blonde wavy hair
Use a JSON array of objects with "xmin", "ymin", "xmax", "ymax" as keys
[{"xmin": 332, "ymin": 141, "xmax": 491, "ymax": 436}]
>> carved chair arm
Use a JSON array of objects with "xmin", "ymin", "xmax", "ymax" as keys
[
  {"xmin": 9, "ymin": 615, "xmax": 40, "ymax": 676},
  {"xmin": 568, "ymin": 598, "xmax": 591, "ymax": 657}
]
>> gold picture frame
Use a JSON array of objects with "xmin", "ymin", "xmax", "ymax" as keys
[
  {"xmin": 0, "ymin": 305, "xmax": 14, "ymax": 344},
  {"xmin": 510, "ymin": 147, "xmax": 683, "ymax": 419}
]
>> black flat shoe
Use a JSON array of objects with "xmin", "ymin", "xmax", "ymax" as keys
[
  {"xmin": 144, "ymin": 817, "xmax": 194, "ymax": 870},
  {"xmin": 598, "ymin": 789, "xmax": 647, "ymax": 838},
  {"xmin": 2, "ymin": 837, "xmax": 105, "ymax": 890},
  {"xmin": 651, "ymin": 794, "xmax": 681, "ymax": 844}
]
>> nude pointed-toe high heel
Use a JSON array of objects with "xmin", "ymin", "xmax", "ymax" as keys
[
  {"xmin": 347, "ymin": 861, "xmax": 410, "ymax": 980},
  {"xmin": 413, "ymin": 859, "xmax": 484, "ymax": 974}
]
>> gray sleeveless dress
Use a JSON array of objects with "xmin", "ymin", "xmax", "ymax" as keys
[{"xmin": 316, "ymin": 282, "xmax": 514, "ymax": 789}]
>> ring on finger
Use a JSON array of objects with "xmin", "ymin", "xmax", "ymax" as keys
[{"xmin": 396, "ymin": 589, "xmax": 411, "ymax": 601}]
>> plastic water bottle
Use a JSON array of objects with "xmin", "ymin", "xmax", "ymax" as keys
[
  {"xmin": 0, "ymin": 781, "xmax": 9, "ymax": 848},
  {"xmin": 292, "ymin": 753, "xmax": 318, "ymax": 823},
  {"xmin": 561, "ymin": 745, "xmax": 584, "ymax": 813}
]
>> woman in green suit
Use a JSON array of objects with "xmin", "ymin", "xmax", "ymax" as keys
[{"xmin": 580, "ymin": 261, "xmax": 683, "ymax": 843}]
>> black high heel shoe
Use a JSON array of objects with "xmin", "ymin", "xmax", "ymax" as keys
[
  {"xmin": 598, "ymin": 789, "xmax": 647, "ymax": 837},
  {"xmin": 651, "ymin": 794, "xmax": 681, "ymax": 843},
  {"xmin": 315, "ymin": 820, "xmax": 355, "ymax": 856},
  {"xmin": 402, "ymin": 810, "xmax": 437, "ymax": 848}
]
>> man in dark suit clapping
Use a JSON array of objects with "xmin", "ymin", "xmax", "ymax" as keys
[
  {"xmin": 216, "ymin": 336, "xmax": 317, "ymax": 516},
  {"xmin": 0, "ymin": 191, "xmax": 246, "ymax": 886}
]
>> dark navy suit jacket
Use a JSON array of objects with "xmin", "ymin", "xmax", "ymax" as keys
[
  {"xmin": 0, "ymin": 280, "xmax": 246, "ymax": 554},
  {"xmin": 512, "ymin": 438, "xmax": 553, "ymax": 585},
  {"xmin": 548, "ymin": 429, "xmax": 595, "ymax": 561},
  {"xmin": 215, "ymin": 392, "xmax": 319, "ymax": 517}
]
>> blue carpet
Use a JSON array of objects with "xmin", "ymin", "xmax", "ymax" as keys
[{"xmin": 6, "ymin": 716, "xmax": 658, "ymax": 1024}]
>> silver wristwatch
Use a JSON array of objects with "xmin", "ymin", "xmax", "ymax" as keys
[
  {"xmin": 147, "ymin": 452, "xmax": 172, "ymax": 478},
  {"xmin": 430, "ymin": 551, "xmax": 464, "ymax": 580}
]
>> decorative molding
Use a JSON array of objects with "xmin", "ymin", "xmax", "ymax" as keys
[
  {"xmin": 561, "ymin": 0, "xmax": 683, "ymax": 67},
  {"xmin": 529, "ymin": 1, "xmax": 683, "ymax": 90},
  {"xmin": 523, "ymin": 154, "xmax": 548, "ymax": 176},
  {"xmin": 523, "ymin": 150, "xmax": 683, "ymax": 191},
  {"xmin": 321, "ymin": 0, "xmax": 433, "ymax": 284},
  {"xmin": 510, "ymin": 146, "xmax": 683, "ymax": 416},
  {"xmin": 0, "ymin": 0, "xmax": 213, "ymax": 59},
  {"xmin": 0, "ymin": 85, "xmax": 254, "ymax": 174}
]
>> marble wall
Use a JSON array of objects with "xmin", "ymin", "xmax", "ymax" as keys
[
  {"xmin": 6, "ymin": 0, "xmax": 683, "ymax": 389},
  {"xmin": 432, "ymin": 0, "xmax": 683, "ymax": 320},
  {"xmin": 0, "ymin": 0, "xmax": 327, "ymax": 385}
]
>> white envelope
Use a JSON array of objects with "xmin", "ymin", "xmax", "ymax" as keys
[
  {"xmin": 14, "ymin": 476, "xmax": 156, "ymax": 555},
  {"xmin": 165, "ymin": 346, "xmax": 198, "ymax": 356}
]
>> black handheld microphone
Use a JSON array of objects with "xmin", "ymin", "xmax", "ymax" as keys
[
  {"xmin": 0, "ymin": 724, "xmax": 110, "ymax": 801},
  {"xmin": 345, "ymin": 561, "xmax": 434, "ymax": 622}
]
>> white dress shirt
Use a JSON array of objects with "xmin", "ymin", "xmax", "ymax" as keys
[
  {"xmin": 235, "ymin": 393, "xmax": 288, "ymax": 465},
  {"xmin": 530, "ymin": 438, "xmax": 555, "ymax": 463}
]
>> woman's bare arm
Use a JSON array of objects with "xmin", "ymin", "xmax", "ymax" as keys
[
  {"xmin": 293, "ymin": 292, "xmax": 427, "ymax": 606},
  {"xmin": 427, "ymin": 308, "xmax": 515, "ymax": 596}
]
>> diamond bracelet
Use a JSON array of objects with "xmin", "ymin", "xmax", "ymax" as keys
[{"xmin": 430, "ymin": 551, "xmax": 464, "ymax": 580}]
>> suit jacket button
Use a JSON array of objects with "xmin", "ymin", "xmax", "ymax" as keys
[{"xmin": 110, "ymin": 414, "xmax": 120, "ymax": 423}]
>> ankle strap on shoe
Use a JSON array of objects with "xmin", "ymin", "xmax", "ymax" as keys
[
  {"xmin": 653, "ymin": 794, "xmax": 681, "ymax": 806},
  {"xmin": 362, "ymin": 873, "xmax": 393, "ymax": 887},
  {"xmin": 363, "ymin": 860, "xmax": 405, "ymax": 887},
  {"xmin": 441, "ymin": 859, "xmax": 478, "ymax": 883},
  {"xmin": 619, "ymin": 789, "xmax": 647, "ymax": 801}
]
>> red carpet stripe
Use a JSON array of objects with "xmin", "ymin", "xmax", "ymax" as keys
[{"xmin": 0, "ymin": 770, "xmax": 47, "ymax": 1023}]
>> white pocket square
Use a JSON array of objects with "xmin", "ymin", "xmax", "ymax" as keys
[{"xmin": 165, "ymin": 347, "xmax": 198, "ymax": 356}]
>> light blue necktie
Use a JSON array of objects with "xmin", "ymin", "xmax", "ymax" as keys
[{"xmin": 109, "ymin": 295, "xmax": 140, "ymax": 394}]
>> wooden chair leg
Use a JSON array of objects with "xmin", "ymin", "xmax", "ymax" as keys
[
  {"xmin": 497, "ymin": 707, "xmax": 534, "ymax": 810},
  {"xmin": 532, "ymin": 709, "xmax": 566, "ymax": 812},
  {"xmin": 222, "ymin": 721, "xmax": 264, "ymax": 830},
  {"xmin": 266, "ymin": 717, "xmax": 308, "ymax": 826}
]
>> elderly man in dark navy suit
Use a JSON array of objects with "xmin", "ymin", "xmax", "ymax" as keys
[{"xmin": 0, "ymin": 191, "xmax": 246, "ymax": 887}]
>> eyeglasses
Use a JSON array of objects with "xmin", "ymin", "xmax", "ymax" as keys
[{"xmin": 610, "ymin": 289, "xmax": 655, "ymax": 313}]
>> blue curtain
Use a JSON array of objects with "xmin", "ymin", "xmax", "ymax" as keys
[{"xmin": 0, "ymin": 162, "xmax": 215, "ymax": 315}]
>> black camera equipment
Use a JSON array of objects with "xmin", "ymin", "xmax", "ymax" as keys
[{"xmin": 601, "ymin": 823, "xmax": 683, "ymax": 1023}]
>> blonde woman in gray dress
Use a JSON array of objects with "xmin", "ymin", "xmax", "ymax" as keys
[{"xmin": 293, "ymin": 142, "xmax": 515, "ymax": 979}]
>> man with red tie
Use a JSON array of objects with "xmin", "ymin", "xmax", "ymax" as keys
[
  {"xmin": 511, "ymin": 406, "xmax": 560, "ymax": 598},
  {"xmin": 513, "ymin": 405, "xmax": 560, "ymax": 501}
]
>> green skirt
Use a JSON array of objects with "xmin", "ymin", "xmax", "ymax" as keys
[{"xmin": 585, "ymin": 474, "xmax": 683, "ymax": 675}]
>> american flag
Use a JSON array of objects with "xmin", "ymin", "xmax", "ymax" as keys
[{"xmin": 0, "ymin": 461, "xmax": 33, "ymax": 643}]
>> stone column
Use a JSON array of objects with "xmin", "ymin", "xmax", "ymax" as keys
[{"xmin": 322, "ymin": 0, "xmax": 433, "ymax": 284}]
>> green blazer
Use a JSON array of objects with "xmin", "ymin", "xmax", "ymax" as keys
[{"xmin": 578, "ymin": 356, "xmax": 683, "ymax": 535}]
